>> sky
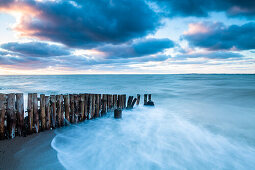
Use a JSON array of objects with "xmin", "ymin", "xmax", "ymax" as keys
[{"xmin": 0, "ymin": 0, "xmax": 254, "ymax": 74}]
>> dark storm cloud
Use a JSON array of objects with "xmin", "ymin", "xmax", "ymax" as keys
[
  {"xmin": 1, "ymin": 42, "xmax": 71, "ymax": 57},
  {"xmin": 151, "ymin": 0, "xmax": 255, "ymax": 18},
  {"xmin": 183, "ymin": 22, "xmax": 255, "ymax": 50},
  {"xmin": 176, "ymin": 51, "xmax": 244, "ymax": 59},
  {"xmin": 15, "ymin": 0, "xmax": 159, "ymax": 48},
  {"xmin": 97, "ymin": 38, "xmax": 174, "ymax": 58}
]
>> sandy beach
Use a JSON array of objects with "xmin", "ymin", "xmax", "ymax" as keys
[{"xmin": 0, "ymin": 130, "xmax": 64, "ymax": 170}]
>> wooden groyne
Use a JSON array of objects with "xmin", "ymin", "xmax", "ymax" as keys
[{"xmin": 0, "ymin": 93, "xmax": 154, "ymax": 140}]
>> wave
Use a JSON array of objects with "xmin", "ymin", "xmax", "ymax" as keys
[{"xmin": 51, "ymin": 106, "xmax": 255, "ymax": 170}]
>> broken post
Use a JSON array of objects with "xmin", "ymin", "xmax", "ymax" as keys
[{"xmin": 114, "ymin": 108, "xmax": 122, "ymax": 119}]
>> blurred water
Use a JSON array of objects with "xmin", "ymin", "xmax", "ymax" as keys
[{"xmin": 0, "ymin": 74, "xmax": 255, "ymax": 169}]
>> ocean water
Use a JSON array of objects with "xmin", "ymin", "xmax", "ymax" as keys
[{"xmin": 0, "ymin": 74, "xmax": 255, "ymax": 169}]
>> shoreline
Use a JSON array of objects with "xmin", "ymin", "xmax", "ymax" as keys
[{"xmin": 0, "ymin": 130, "xmax": 64, "ymax": 170}]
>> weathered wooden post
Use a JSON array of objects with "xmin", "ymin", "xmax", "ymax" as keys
[
  {"xmin": 45, "ymin": 96, "xmax": 51, "ymax": 129},
  {"xmin": 101, "ymin": 94, "xmax": 106, "ymax": 116},
  {"xmin": 32, "ymin": 93, "xmax": 39, "ymax": 133},
  {"xmin": 63, "ymin": 95, "xmax": 70, "ymax": 124},
  {"xmin": 80, "ymin": 94, "xmax": 85, "ymax": 121},
  {"xmin": 0, "ymin": 94, "xmax": 6, "ymax": 139},
  {"xmin": 40, "ymin": 94, "xmax": 46, "ymax": 131},
  {"xmin": 56, "ymin": 95, "xmax": 62, "ymax": 127},
  {"xmin": 131, "ymin": 98, "xmax": 137, "ymax": 108},
  {"xmin": 7, "ymin": 93, "xmax": 16, "ymax": 139},
  {"xmin": 27, "ymin": 93, "xmax": 33, "ymax": 134},
  {"xmin": 16, "ymin": 93, "xmax": 24, "ymax": 136},
  {"xmin": 127, "ymin": 96, "xmax": 133, "ymax": 109},
  {"xmin": 136, "ymin": 94, "xmax": 140, "ymax": 105},
  {"xmin": 50, "ymin": 95, "xmax": 56, "ymax": 128},
  {"xmin": 88, "ymin": 94, "xmax": 92, "ymax": 119},
  {"xmin": 60, "ymin": 95, "xmax": 64, "ymax": 126},
  {"xmin": 69, "ymin": 94, "xmax": 75, "ymax": 123},
  {"xmin": 84, "ymin": 94, "xmax": 89, "ymax": 119},
  {"xmin": 95, "ymin": 94, "xmax": 99, "ymax": 118},
  {"xmin": 121, "ymin": 95, "xmax": 125, "ymax": 109},
  {"xmin": 74, "ymin": 94, "xmax": 79, "ymax": 123},
  {"xmin": 91, "ymin": 94, "xmax": 96, "ymax": 118},
  {"xmin": 144, "ymin": 94, "xmax": 148, "ymax": 105},
  {"xmin": 113, "ymin": 94, "xmax": 117, "ymax": 109},
  {"xmin": 114, "ymin": 108, "xmax": 122, "ymax": 119},
  {"xmin": 145, "ymin": 94, "xmax": 154, "ymax": 106},
  {"xmin": 148, "ymin": 94, "xmax": 152, "ymax": 101}
]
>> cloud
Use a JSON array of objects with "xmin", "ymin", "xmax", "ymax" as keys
[
  {"xmin": 1, "ymin": 0, "xmax": 160, "ymax": 48},
  {"xmin": 151, "ymin": 0, "xmax": 255, "ymax": 18},
  {"xmin": 183, "ymin": 22, "xmax": 255, "ymax": 50},
  {"xmin": 1, "ymin": 42, "xmax": 71, "ymax": 57},
  {"xmin": 0, "ymin": 39, "xmax": 170, "ymax": 70},
  {"xmin": 97, "ymin": 38, "xmax": 174, "ymax": 59},
  {"xmin": 176, "ymin": 51, "xmax": 244, "ymax": 59}
]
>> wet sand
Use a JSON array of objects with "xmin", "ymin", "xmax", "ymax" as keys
[{"xmin": 0, "ymin": 130, "xmax": 64, "ymax": 170}]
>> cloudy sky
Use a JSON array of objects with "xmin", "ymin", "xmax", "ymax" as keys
[{"xmin": 0, "ymin": 0, "xmax": 254, "ymax": 74}]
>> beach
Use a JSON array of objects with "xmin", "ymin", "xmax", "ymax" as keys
[{"xmin": 0, "ymin": 130, "xmax": 64, "ymax": 170}]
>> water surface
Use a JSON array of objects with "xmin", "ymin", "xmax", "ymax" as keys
[{"xmin": 1, "ymin": 74, "xmax": 255, "ymax": 169}]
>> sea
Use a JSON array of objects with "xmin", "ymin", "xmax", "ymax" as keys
[{"xmin": 0, "ymin": 74, "xmax": 255, "ymax": 169}]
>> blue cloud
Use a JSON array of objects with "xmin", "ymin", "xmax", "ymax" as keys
[
  {"xmin": 1, "ymin": 42, "xmax": 71, "ymax": 57},
  {"xmin": 151, "ymin": 0, "xmax": 255, "ymax": 18},
  {"xmin": 176, "ymin": 51, "xmax": 244, "ymax": 59},
  {"xmin": 183, "ymin": 22, "xmax": 255, "ymax": 50},
  {"xmin": 15, "ymin": 0, "xmax": 160, "ymax": 48},
  {"xmin": 97, "ymin": 38, "xmax": 174, "ymax": 58}
]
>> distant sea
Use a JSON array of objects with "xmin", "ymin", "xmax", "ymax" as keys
[{"xmin": 1, "ymin": 74, "xmax": 255, "ymax": 169}]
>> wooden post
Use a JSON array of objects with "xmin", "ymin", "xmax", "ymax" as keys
[
  {"xmin": 80, "ymin": 94, "xmax": 85, "ymax": 121},
  {"xmin": 56, "ymin": 95, "xmax": 62, "ymax": 127},
  {"xmin": 123, "ymin": 94, "xmax": 127, "ymax": 109},
  {"xmin": 0, "ymin": 94, "xmax": 6, "ymax": 139},
  {"xmin": 63, "ymin": 95, "xmax": 70, "ymax": 124},
  {"xmin": 84, "ymin": 94, "xmax": 88, "ymax": 120},
  {"xmin": 50, "ymin": 95, "xmax": 56, "ymax": 128},
  {"xmin": 144, "ymin": 94, "xmax": 148, "ymax": 105},
  {"xmin": 40, "ymin": 94, "xmax": 46, "ymax": 131},
  {"xmin": 127, "ymin": 96, "xmax": 133, "ymax": 109},
  {"xmin": 117, "ymin": 95, "xmax": 121, "ymax": 108},
  {"xmin": 148, "ymin": 94, "xmax": 152, "ymax": 101},
  {"xmin": 131, "ymin": 98, "xmax": 137, "ymax": 108},
  {"xmin": 33, "ymin": 93, "xmax": 39, "ymax": 133},
  {"xmin": 69, "ymin": 94, "xmax": 75, "ymax": 123},
  {"xmin": 113, "ymin": 94, "xmax": 117, "ymax": 109},
  {"xmin": 16, "ymin": 93, "xmax": 24, "ymax": 136},
  {"xmin": 95, "ymin": 94, "xmax": 99, "ymax": 118},
  {"xmin": 7, "ymin": 93, "xmax": 16, "ymax": 139},
  {"xmin": 60, "ymin": 95, "xmax": 64, "ymax": 126},
  {"xmin": 91, "ymin": 94, "xmax": 96, "ymax": 119},
  {"xmin": 88, "ymin": 94, "xmax": 92, "ymax": 119},
  {"xmin": 114, "ymin": 108, "xmax": 122, "ymax": 119},
  {"xmin": 45, "ymin": 96, "xmax": 51, "ymax": 129},
  {"xmin": 136, "ymin": 94, "xmax": 140, "ymax": 105},
  {"xmin": 27, "ymin": 93, "xmax": 33, "ymax": 134},
  {"xmin": 74, "ymin": 94, "xmax": 79, "ymax": 123},
  {"xmin": 101, "ymin": 94, "xmax": 107, "ymax": 116}
]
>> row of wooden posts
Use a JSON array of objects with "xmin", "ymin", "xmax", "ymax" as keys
[{"xmin": 0, "ymin": 93, "xmax": 154, "ymax": 140}]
